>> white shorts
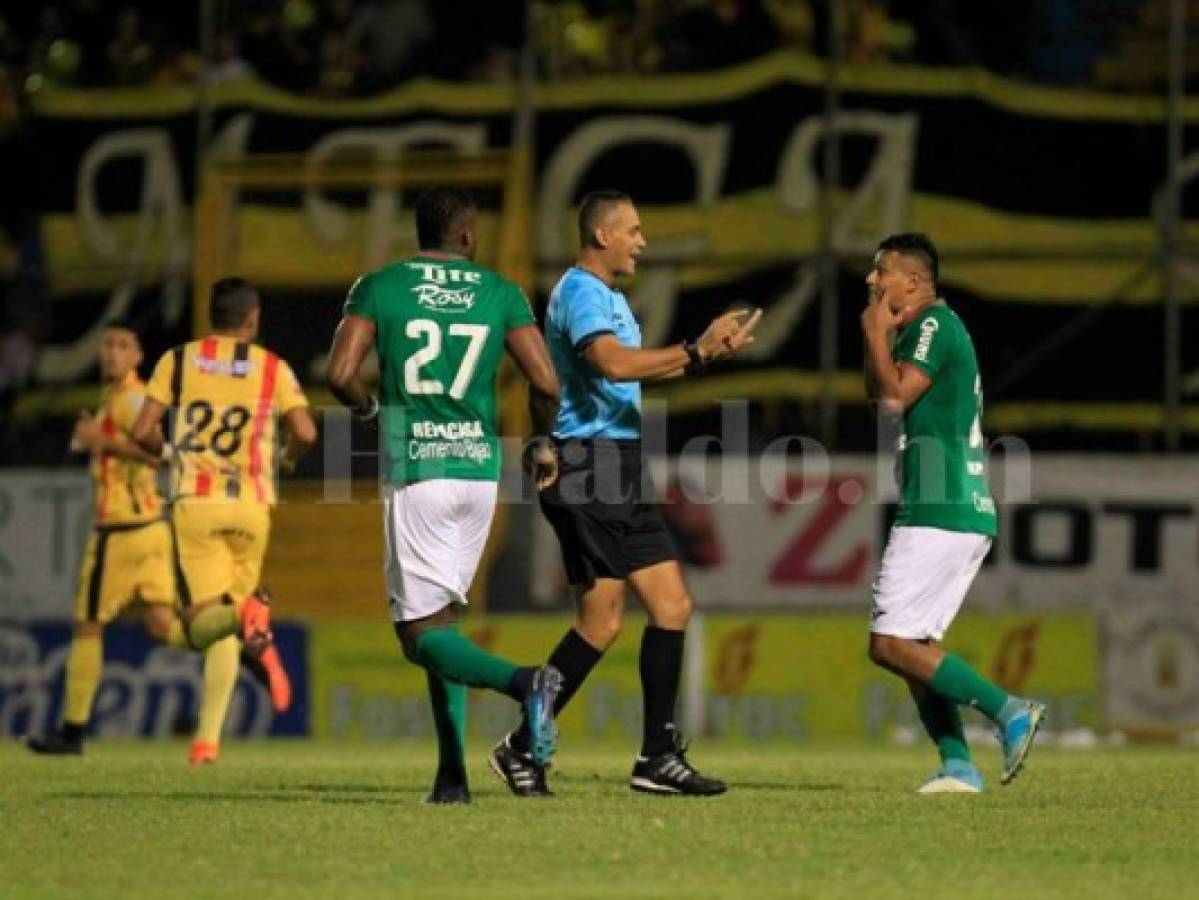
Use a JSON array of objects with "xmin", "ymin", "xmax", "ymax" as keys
[
  {"xmin": 382, "ymin": 479, "xmax": 498, "ymax": 623},
  {"xmin": 869, "ymin": 526, "xmax": 991, "ymax": 641}
]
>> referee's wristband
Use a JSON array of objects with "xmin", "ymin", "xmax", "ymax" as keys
[
  {"xmin": 682, "ymin": 339, "xmax": 706, "ymax": 375},
  {"xmin": 354, "ymin": 396, "xmax": 380, "ymax": 423}
]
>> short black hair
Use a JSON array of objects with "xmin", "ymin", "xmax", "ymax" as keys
[
  {"xmin": 210, "ymin": 276, "xmax": 259, "ymax": 330},
  {"xmin": 415, "ymin": 187, "xmax": 477, "ymax": 250},
  {"xmin": 102, "ymin": 317, "xmax": 140, "ymax": 341},
  {"xmin": 877, "ymin": 232, "xmax": 939, "ymax": 283},
  {"xmin": 578, "ymin": 189, "xmax": 632, "ymax": 249}
]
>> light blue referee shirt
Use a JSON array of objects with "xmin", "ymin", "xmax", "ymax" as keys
[{"xmin": 545, "ymin": 267, "xmax": 642, "ymax": 440}]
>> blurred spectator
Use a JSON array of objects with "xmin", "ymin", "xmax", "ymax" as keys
[
  {"xmin": 347, "ymin": 0, "xmax": 434, "ymax": 91},
  {"xmin": 105, "ymin": 7, "xmax": 154, "ymax": 85},
  {"xmin": 201, "ymin": 26, "xmax": 255, "ymax": 86},
  {"xmin": 657, "ymin": 0, "xmax": 780, "ymax": 72},
  {"xmin": 0, "ymin": 63, "xmax": 43, "ymax": 410}
]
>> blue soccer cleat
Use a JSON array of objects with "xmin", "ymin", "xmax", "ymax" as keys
[
  {"xmin": 1000, "ymin": 700, "xmax": 1047, "ymax": 785},
  {"xmin": 524, "ymin": 665, "xmax": 563, "ymax": 768},
  {"xmin": 917, "ymin": 759, "xmax": 985, "ymax": 794}
]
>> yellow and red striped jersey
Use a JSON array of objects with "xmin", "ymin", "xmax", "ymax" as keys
[
  {"xmin": 146, "ymin": 335, "xmax": 308, "ymax": 506},
  {"xmin": 91, "ymin": 372, "xmax": 162, "ymax": 525}
]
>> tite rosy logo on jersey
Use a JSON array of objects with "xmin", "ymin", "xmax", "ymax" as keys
[
  {"xmin": 913, "ymin": 316, "xmax": 939, "ymax": 362},
  {"xmin": 413, "ymin": 284, "xmax": 476, "ymax": 311},
  {"xmin": 409, "ymin": 262, "xmax": 480, "ymax": 311}
]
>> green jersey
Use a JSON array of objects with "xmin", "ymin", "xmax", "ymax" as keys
[
  {"xmin": 891, "ymin": 302, "xmax": 997, "ymax": 537},
  {"xmin": 344, "ymin": 253, "xmax": 536, "ymax": 485}
]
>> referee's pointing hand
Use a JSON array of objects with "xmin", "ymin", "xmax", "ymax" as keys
[{"xmin": 698, "ymin": 307, "xmax": 762, "ymax": 361}]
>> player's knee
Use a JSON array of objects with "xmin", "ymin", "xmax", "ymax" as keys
[
  {"xmin": 651, "ymin": 591, "xmax": 692, "ymax": 630},
  {"xmin": 142, "ymin": 606, "xmax": 175, "ymax": 643},
  {"xmin": 578, "ymin": 611, "xmax": 622, "ymax": 649},
  {"xmin": 867, "ymin": 633, "xmax": 896, "ymax": 669}
]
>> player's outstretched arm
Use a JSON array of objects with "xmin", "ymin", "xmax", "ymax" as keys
[
  {"xmin": 584, "ymin": 307, "xmax": 761, "ymax": 383},
  {"xmin": 327, "ymin": 314, "xmax": 378, "ymax": 423}
]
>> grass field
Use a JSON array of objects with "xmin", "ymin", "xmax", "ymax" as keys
[{"xmin": 3, "ymin": 739, "xmax": 1197, "ymax": 899}]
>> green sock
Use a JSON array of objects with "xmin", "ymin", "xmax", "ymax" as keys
[
  {"xmin": 413, "ymin": 624, "xmax": 521, "ymax": 698},
  {"xmin": 425, "ymin": 669, "xmax": 467, "ymax": 772},
  {"xmin": 187, "ymin": 605, "xmax": 239, "ymax": 650},
  {"xmin": 929, "ymin": 653, "xmax": 1010, "ymax": 723},
  {"xmin": 909, "ymin": 681, "xmax": 971, "ymax": 765}
]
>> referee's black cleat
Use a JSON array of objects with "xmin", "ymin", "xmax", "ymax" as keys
[
  {"xmin": 27, "ymin": 728, "xmax": 84, "ymax": 756},
  {"xmin": 424, "ymin": 766, "xmax": 471, "ymax": 804},
  {"xmin": 489, "ymin": 736, "xmax": 552, "ymax": 797},
  {"xmin": 630, "ymin": 728, "xmax": 727, "ymax": 797}
]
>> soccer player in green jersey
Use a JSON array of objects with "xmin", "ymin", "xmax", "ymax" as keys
[
  {"xmin": 327, "ymin": 188, "xmax": 563, "ymax": 803},
  {"xmin": 862, "ymin": 233, "xmax": 1045, "ymax": 793}
]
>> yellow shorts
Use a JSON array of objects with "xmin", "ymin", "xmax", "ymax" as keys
[
  {"xmin": 171, "ymin": 498, "xmax": 271, "ymax": 604},
  {"xmin": 74, "ymin": 520, "xmax": 174, "ymax": 624}
]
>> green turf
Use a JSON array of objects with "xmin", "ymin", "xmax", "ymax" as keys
[{"xmin": 2, "ymin": 739, "xmax": 1196, "ymax": 899}]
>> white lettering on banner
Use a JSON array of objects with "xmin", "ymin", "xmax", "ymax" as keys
[
  {"xmin": 46, "ymin": 112, "xmax": 919, "ymax": 377},
  {"xmin": 0, "ymin": 625, "xmax": 273, "ymax": 738},
  {"xmin": 528, "ymin": 456, "xmax": 1199, "ymax": 610},
  {"xmin": 303, "ymin": 123, "xmax": 487, "ymax": 266}
]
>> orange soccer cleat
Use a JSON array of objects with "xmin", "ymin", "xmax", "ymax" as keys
[
  {"xmin": 188, "ymin": 740, "xmax": 219, "ymax": 765},
  {"xmin": 240, "ymin": 588, "xmax": 292, "ymax": 714}
]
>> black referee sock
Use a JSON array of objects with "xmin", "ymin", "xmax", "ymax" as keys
[
  {"xmin": 511, "ymin": 628, "xmax": 603, "ymax": 755},
  {"xmin": 639, "ymin": 625, "xmax": 685, "ymax": 759}
]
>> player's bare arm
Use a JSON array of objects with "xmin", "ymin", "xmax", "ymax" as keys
[
  {"xmin": 131, "ymin": 398, "xmax": 168, "ymax": 457},
  {"xmin": 279, "ymin": 406, "xmax": 318, "ymax": 473},
  {"xmin": 505, "ymin": 324, "xmax": 562, "ymax": 489},
  {"xmin": 327, "ymin": 313, "xmax": 379, "ymax": 421},
  {"xmin": 72, "ymin": 409, "xmax": 160, "ymax": 466},
  {"xmin": 861, "ymin": 301, "xmax": 931, "ymax": 415},
  {"xmin": 583, "ymin": 308, "xmax": 761, "ymax": 383}
]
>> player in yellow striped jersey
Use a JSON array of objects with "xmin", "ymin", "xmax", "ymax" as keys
[
  {"xmin": 132, "ymin": 277, "xmax": 317, "ymax": 761},
  {"xmin": 26, "ymin": 320, "xmax": 244, "ymax": 763}
]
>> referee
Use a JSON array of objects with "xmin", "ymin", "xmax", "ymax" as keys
[{"xmin": 491, "ymin": 190, "xmax": 760, "ymax": 797}]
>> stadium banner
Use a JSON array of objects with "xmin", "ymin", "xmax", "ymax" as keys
[
  {"xmin": 308, "ymin": 612, "xmax": 1096, "ymax": 742},
  {"xmin": 15, "ymin": 55, "xmax": 1199, "ymax": 420},
  {"xmin": 3, "ymin": 455, "xmax": 1199, "ymax": 620},
  {"xmin": 533, "ymin": 454, "xmax": 1199, "ymax": 611},
  {"xmin": 1103, "ymin": 602, "xmax": 1199, "ymax": 737},
  {"xmin": 0, "ymin": 621, "xmax": 309, "ymax": 739}
]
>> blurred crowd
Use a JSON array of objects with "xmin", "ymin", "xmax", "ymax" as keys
[{"xmin": 0, "ymin": 0, "xmax": 1191, "ymax": 98}]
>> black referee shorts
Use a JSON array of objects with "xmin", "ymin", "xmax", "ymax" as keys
[{"xmin": 538, "ymin": 438, "xmax": 677, "ymax": 588}]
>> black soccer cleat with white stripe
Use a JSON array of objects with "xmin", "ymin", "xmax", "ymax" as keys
[
  {"xmin": 489, "ymin": 735, "xmax": 552, "ymax": 797},
  {"xmin": 630, "ymin": 728, "xmax": 727, "ymax": 797}
]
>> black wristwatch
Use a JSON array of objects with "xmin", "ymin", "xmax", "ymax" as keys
[{"xmin": 683, "ymin": 339, "xmax": 705, "ymax": 375}]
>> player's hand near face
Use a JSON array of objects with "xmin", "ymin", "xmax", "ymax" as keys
[
  {"xmin": 861, "ymin": 296, "xmax": 905, "ymax": 337},
  {"xmin": 698, "ymin": 307, "xmax": 762, "ymax": 361}
]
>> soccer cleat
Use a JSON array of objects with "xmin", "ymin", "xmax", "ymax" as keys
[
  {"xmin": 489, "ymin": 736, "xmax": 552, "ymax": 797},
  {"xmin": 188, "ymin": 740, "xmax": 219, "ymax": 765},
  {"xmin": 630, "ymin": 727, "xmax": 727, "ymax": 797},
  {"xmin": 524, "ymin": 664, "xmax": 563, "ymax": 768},
  {"xmin": 238, "ymin": 589, "xmax": 273, "ymax": 648},
  {"xmin": 917, "ymin": 762, "xmax": 984, "ymax": 794},
  {"xmin": 26, "ymin": 729, "xmax": 84, "ymax": 756},
  {"xmin": 239, "ymin": 588, "xmax": 292, "ymax": 713},
  {"xmin": 424, "ymin": 766, "xmax": 471, "ymax": 805},
  {"xmin": 1000, "ymin": 700, "xmax": 1047, "ymax": 785}
]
